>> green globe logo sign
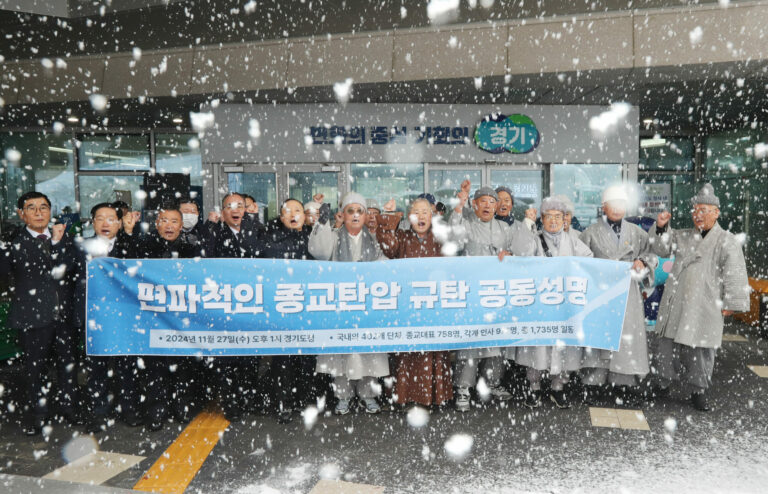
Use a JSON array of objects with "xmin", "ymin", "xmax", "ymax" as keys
[{"xmin": 474, "ymin": 113, "xmax": 541, "ymax": 154}]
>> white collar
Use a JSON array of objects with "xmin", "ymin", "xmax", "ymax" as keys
[
  {"xmin": 229, "ymin": 225, "xmax": 241, "ymax": 236},
  {"xmin": 97, "ymin": 235, "xmax": 117, "ymax": 251},
  {"xmin": 26, "ymin": 226, "xmax": 51, "ymax": 238}
]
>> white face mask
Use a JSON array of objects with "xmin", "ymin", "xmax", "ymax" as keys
[{"xmin": 182, "ymin": 213, "xmax": 198, "ymax": 230}]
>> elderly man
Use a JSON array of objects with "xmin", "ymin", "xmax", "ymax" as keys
[
  {"xmin": 309, "ymin": 192, "xmax": 389, "ymax": 415},
  {"xmin": 0, "ymin": 192, "xmax": 81, "ymax": 435},
  {"xmin": 494, "ymin": 186, "xmax": 516, "ymax": 226},
  {"xmin": 204, "ymin": 192, "xmax": 260, "ymax": 421},
  {"xmin": 137, "ymin": 205, "xmax": 202, "ymax": 430},
  {"xmin": 503, "ymin": 196, "xmax": 593, "ymax": 409},
  {"xmin": 450, "ymin": 181, "xmax": 537, "ymax": 411},
  {"xmin": 649, "ymin": 184, "xmax": 749, "ymax": 411},
  {"xmin": 579, "ymin": 186, "xmax": 658, "ymax": 406}
]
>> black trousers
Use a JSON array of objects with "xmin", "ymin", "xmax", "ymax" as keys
[
  {"xmin": 272, "ymin": 355, "xmax": 317, "ymax": 411},
  {"xmin": 18, "ymin": 322, "xmax": 79, "ymax": 421},
  {"xmin": 144, "ymin": 356, "xmax": 200, "ymax": 422},
  {"xmin": 85, "ymin": 355, "xmax": 139, "ymax": 419},
  {"xmin": 209, "ymin": 356, "xmax": 258, "ymax": 415}
]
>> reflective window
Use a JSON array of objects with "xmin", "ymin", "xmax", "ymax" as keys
[
  {"xmin": 77, "ymin": 134, "xmax": 150, "ymax": 171},
  {"xmin": 288, "ymin": 172, "xmax": 339, "ymax": 212},
  {"xmin": 638, "ymin": 174, "xmax": 696, "ymax": 229},
  {"xmin": 228, "ymin": 172, "xmax": 278, "ymax": 220},
  {"xmin": 639, "ymin": 137, "xmax": 694, "ymax": 172},
  {"xmin": 350, "ymin": 163, "xmax": 424, "ymax": 212},
  {"xmin": 706, "ymin": 129, "xmax": 768, "ymax": 176},
  {"xmin": 552, "ymin": 164, "xmax": 622, "ymax": 227},
  {"xmin": 1, "ymin": 132, "xmax": 76, "ymax": 231},
  {"xmin": 79, "ymin": 175, "xmax": 146, "ymax": 222},
  {"xmin": 427, "ymin": 169, "xmax": 481, "ymax": 207},
  {"xmin": 489, "ymin": 169, "xmax": 543, "ymax": 219},
  {"xmin": 155, "ymin": 133, "xmax": 203, "ymax": 187}
]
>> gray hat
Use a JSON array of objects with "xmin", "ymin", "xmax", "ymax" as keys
[
  {"xmin": 494, "ymin": 186, "xmax": 515, "ymax": 201},
  {"xmin": 691, "ymin": 183, "xmax": 720, "ymax": 207},
  {"xmin": 540, "ymin": 196, "xmax": 568, "ymax": 214},
  {"xmin": 473, "ymin": 186, "xmax": 499, "ymax": 202},
  {"xmin": 366, "ymin": 198, "xmax": 381, "ymax": 211}
]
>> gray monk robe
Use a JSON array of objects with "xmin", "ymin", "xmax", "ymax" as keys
[
  {"xmin": 579, "ymin": 218, "xmax": 658, "ymax": 387},
  {"xmin": 649, "ymin": 221, "xmax": 749, "ymax": 390},
  {"xmin": 308, "ymin": 222, "xmax": 390, "ymax": 398},
  {"xmin": 510, "ymin": 229, "xmax": 593, "ymax": 377},
  {"xmin": 450, "ymin": 211, "xmax": 537, "ymax": 389}
]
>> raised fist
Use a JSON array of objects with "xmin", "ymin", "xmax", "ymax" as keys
[
  {"xmin": 383, "ymin": 199, "xmax": 397, "ymax": 212},
  {"xmin": 207, "ymin": 211, "xmax": 221, "ymax": 223},
  {"xmin": 313, "ymin": 193, "xmax": 324, "ymax": 203},
  {"xmin": 51, "ymin": 223, "xmax": 67, "ymax": 242}
]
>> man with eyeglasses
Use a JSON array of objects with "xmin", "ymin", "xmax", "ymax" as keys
[
  {"xmin": 450, "ymin": 180, "xmax": 537, "ymax": 411},
  {"xmin": 0, "ymin": 192, "xmax": 82, "ymax": 435},
  {"xmin": 649, "ymin": 183, "xmax": 750, "ymax": 411},
  {"xmin": 204, "ymin": 192, "xmax": 260, "ymax": 421}
]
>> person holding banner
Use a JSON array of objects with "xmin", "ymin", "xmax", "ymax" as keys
[
  {"xmin": 256, "ymin": 198, "xmax": 317, "ymax": 424},
  {"xmin": 204, "ymin": 192, "xmax": 260, "ymax": 421},
  {"xmin": 648, "ymin": 184, "xmax": 749, "ymax": 411},
  {"xmin": 77, "ymin": 202, "xmax": 143, "ymax": 432},
  {"xmin": 376, "ymin": 197, "xmax": 453, "ymax": 409},
  {"xmin": 579, "ymin": 185, "xmax": 658, "ymax": 406},
  {"xmin": 136, "ymin": 205, "xmax": 203, "ymax": 431},
  {"xmin": 309, "ymin": 192, "xmax": 390, "ymax": 415},
  {"xmin": 450, "ymin": 181, "xmax": 537, "ymax": 411},
  {"xmin": 504, "ymin": 196, "xmax": 593, "ymax": 409}
]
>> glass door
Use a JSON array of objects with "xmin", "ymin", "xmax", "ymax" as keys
[
  {"xmin": 551, "ymin": 163, "xmax": 623, "ymax": 227},
  {"xmin": 286, "ymin": 165, "xmax": 343, "ymax": 214},
  {"xmin": 489, "ymin": 167, "xmax": 544, "ymax": 220},
  {"xmin": 223, "ymin": 165, "xmax": 278, "ymax": 221},
  {"xmin": 426, "ymin": 166, "xmax": 482, "ymax": 207}
]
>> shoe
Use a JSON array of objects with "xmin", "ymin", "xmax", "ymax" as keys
[
  {"xmin": 334, "ymin": 399, "xmax": 351, "ymax": 415},
  {"xmin": 361, "ymin": 399, "xmax": 380, "ymax": 414},
  {"xmin": 173, "ymin": 408, "xmax": 192, "ymax": 424},
  {"xmin": 223, "ymin": 408, "xmax": 242, "ymax": 422},
  {"xmin": 524, "ymin": 390, "xmax": 542, "ymax": 409},
  {"xmin": 691, "ymin": 392, "xmax": 711, "ymax": 412},
  {"xmin": 122, "ymin": 411, "xmax": 142, "ymax": 427},
  {"xmin": 550, "ymin": 390, "xmax": 570, "ymax": 409},
  {"xmin": 277, "ymin": 409, "xmax": 294, "ymax": 424},
  {"xmin": 61, "ymin": 409, "xmax": 85, "ymax": 426},
  {"xmin": 146, "ymin": 419, "xmax": 164, "ymax": 432},
  {"xmin": 583, "ymin": 386, "xmax": 603, "ymax": 406},
  {"xmin": 86, "ymin": 416, "xmax": 108, "ymax": 434},
  {"xmin": 489, "ymin": 385, "xmax": 513, "ymax": 401},
  {"xmin": 454, "ymin": 388, "xmax": 471, "ymax": 412}
]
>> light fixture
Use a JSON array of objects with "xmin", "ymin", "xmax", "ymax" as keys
[
  {"xmin": 642, "ymin": 118, "xmax": 654, "ymax": 125},
  {"xmin": 172, "ymin": 117, "xmax": 183, "ymax": 124},
  {"xmin": 640, "ymin": 138, "xmax": 667, "ymax": 148},
  {"xmin": 67, "ymin": 116, "xmax": 79, "ymax": 123}
]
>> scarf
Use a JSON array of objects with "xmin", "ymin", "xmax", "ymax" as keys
[{"xmin": 334, "ymin": 225, "xmax": 382, "ymax": 262}]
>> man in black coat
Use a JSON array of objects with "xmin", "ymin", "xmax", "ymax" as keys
[
  {"xmin": 0, "ymin": 192, "xmax": 81, "ymax": 435},
  {"xmin": 204, "ymin": 192, "xmax": 259, "ymax": 421},
  {"xmin": 256, "ymin": 198, "xmax": 317, "ymax": 423},
  {"xmin": 136, "ymin": 205, "xmax": 202, "ymax": 431},
  {"xmin": 76, "ymin": 202, "xmax": 142, "ymax": 433},
  {"xmin": 178, "ymin": 196, "xmax": 211, "ymax": 256}
]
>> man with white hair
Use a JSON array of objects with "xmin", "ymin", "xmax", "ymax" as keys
[
  {"xmin": 648, "ymin": 184, "xmax": 749, "ymax": 411},
  {"xmin": 450, "ymin": 181, "xmax": 537, "ymax": 411},
  {"xmin": 309, "ymin": 192, "xmax": 390, "ymax": 415},
  {"xmin": 502, "ymin": 196, "xmax": 593, "ymax": 409},
  {"xmin": 579, "ymin": 185, "xmax": 658, "ymax": 406}
]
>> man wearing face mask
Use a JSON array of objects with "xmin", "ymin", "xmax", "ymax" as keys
[
  {"xmin": 579, "ymin": 186, "xmax": 657, "ymax": 407},
  {"xmin": 450, "ymin": 182, "xmax": 537, "ymax": 411},
  {"xmin": 204, "ymin": 192, "xmax": 260, "ymax": 421},
  {"xmin": 648, "ymin": 184, "xmax": 749, "ymax": 411},
  {"xmin": 502, "ymin": 197, "xmax": 593, "ymax": 409},
  {"xmin": 309, "ymin": 192, "xmax": 390, "ymax": 415},
  {"xmin": 178, "ymin": 197, "xmax": 210, "ymax": 254},
  {"xmin": 256, "ymin": 199, "xmax": 316, "ymax": 423}
]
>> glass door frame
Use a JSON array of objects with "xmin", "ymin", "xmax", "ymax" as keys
[{"xmin": 217, "ymin": 163, "xmax": 344, "ymax": 211}]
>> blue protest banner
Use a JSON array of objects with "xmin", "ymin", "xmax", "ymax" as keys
[{"xmin": 86, "ymin": 256, "xmax": 631, "ymax": 356}]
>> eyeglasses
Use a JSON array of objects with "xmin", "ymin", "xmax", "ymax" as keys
[
  {"xmin": 344, "ymin": 207, "xmax": 365, "ymax": 215},
  {"xmin": 542, "ymin": 213, "xmax": 564, "ymax": 221},
  {"xmin": 23, "ymin": 204, "xmax": 50, "ymax": 213},
  {"xmin": 224, "ymin": 202, "xmax": 245, "ymax": 210},
  {"xmin": 691, "ymin": 207, "xmax": 718, "ymax": 215},
  {"xmin": 94, "ymin": 216, "xmax": 119, "ymax": 224}
]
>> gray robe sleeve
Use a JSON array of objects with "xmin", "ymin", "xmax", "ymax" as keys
[
  {"xmin": 648, "ymin": 222, "xmax": 674, "ymax": 258},
  {"xmin": 448, "ymin": 209, "xmax": 469, "ymax": 253},
  {"xmin": 634, "ymin": 228, "xmax": 658, "ymax": 290},
  {"xmin": 720, "ymin": 234, "xmax": 750, "ymax": 312},
  {"xmin": 506, "ymin": 222, "xmax": 538, "ymax": 256},
  {"xmin": 308, "ymin": 222, "xmax": 337, "ymax": 261}
]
